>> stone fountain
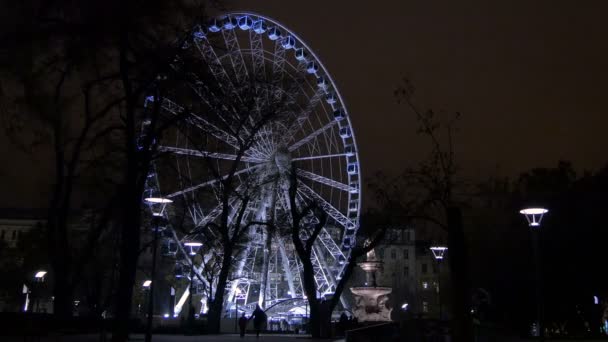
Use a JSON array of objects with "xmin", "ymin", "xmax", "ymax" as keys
[{"xmin": 350, "ymin": 248, "xmax": 392, "ymax": 322}]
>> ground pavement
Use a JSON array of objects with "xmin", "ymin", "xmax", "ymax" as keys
[{"xmin": 4, "ymin": 333, "xmax": 345, "ymax": 342}]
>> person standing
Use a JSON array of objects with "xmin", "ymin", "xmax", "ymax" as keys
[
  {"xmin": 251, "ymin": 304, "xmax": 267, "ymax": 338},
  {"xmin": 238, "ymin": 312, "xmax": 248, "ymax": 338}
]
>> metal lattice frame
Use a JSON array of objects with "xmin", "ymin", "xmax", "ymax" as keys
[{"xmin": 142, "ymin": 12, "xmax": 362, "ymax": 317}]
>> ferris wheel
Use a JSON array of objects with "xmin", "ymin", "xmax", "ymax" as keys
[{"xmin": 144, "ymin": 12, "xmax": 362, "ymax": 315}]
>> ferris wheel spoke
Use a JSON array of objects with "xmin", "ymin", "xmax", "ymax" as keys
[
  {"xmin": 158, "ymin": 146, "xmax": 266, "ymax": 163},
  {"xmin": 282, "ymin": 90, "xmax": 323, "ymax": 145},
  {"xmin": 249, "ymin": 28, "xmax": 266, "ymax": 80},
  {"xmin": 288, "ymin": 121, "xmax": 338, "ymax": 152},
  {"xmin": 292, "ymin": 153, "xmax": 347, "ymax": 162},
  {"xmin": 296, "ymin": 169, "xmax": 352, "ymax": 192},
  {"xmin": 159, "ymin": 97, "xmax": 240, "ymax": 150},
  {"xmin": 297, "ymin": 183, "xmax": 355, "ymax": 230},
  {"xmin": 271, "ymin": 38, "xmax": 287, "ymax": 90},
  {"xmin": 222, "ymin": 28, "xmax": 250, "ymax": 84},
  {"xmin": 166, "ymin": 164, "xmax": 263, "ymax": 199}
]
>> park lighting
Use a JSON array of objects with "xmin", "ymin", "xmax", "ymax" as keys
[
  {"xmin": 144, "ymin": 197, "xmax": 173, "ymax": 216},
  {"xmin": 184, "ymin": 241, "xmax": 203, "ymax": 255},
  {"xmin": 519, "ymin": 208, "xmax": 548, "ymax": 227},
  {"xmin": 430, "ymin": 246, "xmax": 448, "ymax": 260},
  {"xmin": 520, "ymin": 207, "xmax": 548, "ymax": 341},
  {"xmin": 34, "ymin": 271, "xmax": 47, "ymax": 280},
  {"xmin": 401, "ymin": 303, "xmax": 409, "ymax": 311},
  {"xmin": 142, "ymin": 280, "xmax": 152, "ymax": 288}
]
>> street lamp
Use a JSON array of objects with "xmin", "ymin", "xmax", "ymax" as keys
[
  {"xmin": 184, "ymin": 240, "xmax": 202, "ymax": 325},
  {"xmin": 143, "ymin": 197, "xmax": 172, "ymax": 342},
  {"xmin": 34, "ymin": 271, "xmax": 47, "ymax": 281},
  {"xmin": 430, "ymin": 246, "xmax": 447, "ymax": 320},
  {"xmin": 520, "ymin": 207, "xmax": 548, "ymax": 341}
]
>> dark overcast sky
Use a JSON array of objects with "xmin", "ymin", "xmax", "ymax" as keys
[
  {"xmin": 2, "ymin": 0, "xmax": 607, "ymax": 208},
  {"xmin": 231, "ymin": 0, "xmax": 608, "ymax": 179}
]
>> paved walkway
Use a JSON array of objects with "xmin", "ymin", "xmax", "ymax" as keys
[{"xmin": 4, "ymin": 334, "xmax": 345, "ymax": 342}]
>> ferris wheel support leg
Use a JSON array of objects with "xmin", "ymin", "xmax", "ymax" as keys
[
  {"xmin": 258, "ymin": 230, "xmax": 272, "ymax": 308},
  {"xmin": 278, "ymin": 238, "xmax": 297, "ymax": 298}
]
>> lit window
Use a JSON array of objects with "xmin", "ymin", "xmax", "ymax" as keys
[
  {"xmin": 422, "ymin": 281, "xmax": 429, "ymax": 289},
  {"xmin": 391, "ymin": 249, "xmax": 396, "ymax": 260},
  {"xmin": 421, "ymin": 263, "xmax": 428, "ymax": 274},
  {"xmin": 422, "ymin": 301, "xmax": 429, "ymax": 313},
  {"xmin": 404, "ymin": 249, "xmax": 409, "ymax": 259}
]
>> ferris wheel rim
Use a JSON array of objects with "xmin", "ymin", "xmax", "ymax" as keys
[{"xmin": 146, "ymin": 11, "xmax": 363, "ymax": 312}]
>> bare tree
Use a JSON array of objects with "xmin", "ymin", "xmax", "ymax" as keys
[{"xmin": 368, "ymin": 78, "xmax": 472, "ymax": 341}]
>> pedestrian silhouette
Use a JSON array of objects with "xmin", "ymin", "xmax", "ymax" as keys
[
  {"xmin": 250, "ymin": 304, "xmax": 267, "ymax": 338},
  {"xmin": 238, "ymin": 312, "xmax": 248, "ymax": 338}
]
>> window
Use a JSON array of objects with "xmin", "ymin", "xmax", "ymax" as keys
[
  {"xmin": 403, "ymin": 266, "xmax": 409, "ymax": 277},
  {"xmin": 422, "ymin": 301, "xmax": 429, "ymax": 313},
  {"xmin": 422, "ymin": 281, "xmax": 429, "ymax": 289},
  {"xmin": 421, "ymin": 263, "xmax": 428, "ymax": 274},
  {"xmin": 391, "ymin": 249, "xmax": 396, "ymax": 260},
  {"xmin": 378, "ymin": 248, "xmax": 384, "ymax": 259},
  {"xmin": 11, "ymin": 230, "xmax": 17, "ymax": 240},
  {"xmin": 403, "ymin": 249, "xmax": 409, "ymax": 259}
]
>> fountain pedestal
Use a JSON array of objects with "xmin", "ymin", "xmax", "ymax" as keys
[{"xmin": 350, "ymin": 249, "xmax": 392, "ymax": 322}]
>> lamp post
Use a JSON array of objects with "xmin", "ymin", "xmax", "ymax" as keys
[
  {"xmin": 520, "ymin": 207, "xmax": 548, "ymax": 341},
  {"xmin": 430, "ymin": 246, "xmax": 447, "ymax": 320},
  {"xmin": 184, "ymin": 240, "xmax": 203, "ymax": 325},
  {"xmin": 32, "ymin": 270, "xmax": 47, "ymax": 312},
  {"xmin": 143, "ymin": 197, "xmax": 172, "ymax": 342}
]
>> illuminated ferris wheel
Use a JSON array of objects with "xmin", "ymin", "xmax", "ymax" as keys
[{"xmin": 144, "ymin": 12, "xmax": 361, "ymax": 316}]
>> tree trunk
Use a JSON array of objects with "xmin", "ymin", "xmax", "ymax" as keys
[
  {"xmin": 112, "ymin": 182, "xmax": 142, "ymax": 342},
  {"xmin": 206, "ymin": 244, "xmax": 232, "ymax": 333},
  {"xmin": 447, "ymin": 206, "xmax": 473, "ymax": 342},
  {"xmin": 300, "ymin": 256, "xmax": 321, "ymax": 338}
]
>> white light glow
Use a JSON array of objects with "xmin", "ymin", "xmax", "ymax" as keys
[
  {"xmin": 430, "ymin": 246, "xmax": 448, "ymax": 260},
  {"xmin": 520, "ymin": 207, "xmax": 549, "ymax": 227},
  {"xmin": 35, "ymin": 271, "xmax": 47, "ymax": 278},
  {"xmin": 144, "ymin": 197, "xmax": 173, "ymax": 204},
  {"xmin": 163, "ymin": 313, "xmax": 169, "ymax": 318},
  {"xmin": 519, "ymin": 208, "xmax": 548, "ymax": 215},
  {"xmin": 143, "ymin": 280, "xmax": 152, "ymax": 287},
  {"xmin": 184, "ymin": 241, "xmax": 203, "ymax": 247},
  {"xmin": 401, "ymin": 303, "xmax": 409, "ymax": 311},
  {"xmin": 594, "ymin": 295, "xmax": 599, "ymax": 305}
]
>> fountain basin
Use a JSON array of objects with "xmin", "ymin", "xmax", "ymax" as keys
[{"xmin": 350, "ymin": 286, "xmax": 392, "ymax": 298}]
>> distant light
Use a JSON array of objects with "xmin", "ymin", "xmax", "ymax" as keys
[
  {"xmin": 144, "ymin": 197, "xmax": 173, "ymax": 204},
  {"xmin": 430, "ymin": 246, "xmax": 448, "ymax": 260},
  {"xmin": 35, "ymin": 271, "xmax": 47, "ymax": 279},
  {"xmin": 163, "ymin": 313, "xmax": 170, "ymax": 318},
  {"xmin": 184, "ymin": 241, "xmax": 203, "ymax": 247},
  {"xmin": 519, "ymin": 208, "xmax": 548, "ymax": 215},
  {"xmin": 520, "ymin": 208, "xmax": 549, "ymax": 227},
  {"xmin": 401, "ymin": 303, "xmax": 409, "ymax": 311},
  {"xmin": 143, "ymin": 280, "xmax": 152, "ymax": 287},
  {"xmin": 594, "ymin": 295, "xmax": 599, "ymax": 305}
]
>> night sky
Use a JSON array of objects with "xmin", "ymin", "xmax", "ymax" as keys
[
  {"xmin": 1, "ymin": 0, "xmax": 607, "ymax": 208},
  {"xmin": 233, "ymin": 0, "xmax": 608, "ymax": 178}
]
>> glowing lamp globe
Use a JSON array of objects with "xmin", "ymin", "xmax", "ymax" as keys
[
  {"xmin": 430, "ymin": 246, "xmax": 448, "ymax": 260},
  {"xmin": 142, "ymin": 280, "xmax": 152, "ymax": 287},
  {"xmin": 34, "ymin": 271, "xmax": 47, "ymax": 279},
  {"xmin": 184, "ymin": 241, "xmax": 203, "ymax": 255},
  {"xmin": 519, "ymin": 208, "xmax": 548, "ymax": 227},
  {"xmin": 144, "ymin": 197, "xmax": 173, "ymax": 216}
]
